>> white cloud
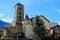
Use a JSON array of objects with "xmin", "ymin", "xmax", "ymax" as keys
[
  {"xmin": 54, "ymin": 8, "xmax": 60, "ymax": 14},
  {"xmin": 58, "ymin": 22, "xmax": 60, "ymax": 25},
  {"xmin": 0, "ymin": 13, "xmax": 13, "ymax": 23},
  {"xmin": 1, "ymin": 18, "xmax": 13, "ymax": 23},
  {"xmin": 55, "ymin": 9, "xmax": 60, "ymax": 14},
  {"xmin": 0, "ymin": 15, "xmax": 13, "ymax": 23},
  {"xmin": 0, "ymin": 14, "xmax": 3, "ymax": 17}
]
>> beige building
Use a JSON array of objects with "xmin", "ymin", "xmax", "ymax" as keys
[
  {"xmin": 2, "ymin": 3, "xmax": 50, "ymax": 40},
  {"xmin": 31, "ymin": 15, "xmax": 50, "ymax": 30},
  {"xmin": 22, "ymin": 19, "xmax": 33, "ymax": 39},
  {"xmin": 31, "ymin": 15, "xmax": 50, "ymax": 37},
  {"xmin": 3, "ymin": 3, "xmax": 25, "ymax": 40},
  {"xmin": 51, "ymin": 25, "xmax": 60, "ymax": 38}
]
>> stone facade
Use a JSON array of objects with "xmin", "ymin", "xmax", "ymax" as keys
[
  {"xmin": 51, "ymin": 25, "xmax": 60, "ymax": 38},
  {"xmin": 3, "ymin": 3, "xmax": 25, "ymax": 40},
  {"xmin": 31, "ymin": 15, "xmax": 50, "ymax": 37},
  {"xmin": 22, "ymin": 19, "xmax": 33, "ymax": 39},
  {"xmin": 3, "ymin": 3, "xmax": 50, "ymax": 40}
]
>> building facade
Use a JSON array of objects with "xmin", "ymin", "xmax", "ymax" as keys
[
  {"xmin": 31, "ymin": 15, "xmax": 50, "ymax": 37},
  {"xmin": 3, "ymin": 3, "xmax": 25, "ymax": 40},
  {"xmin": 51, "ymin": 25, "xmax": 60, "ymax": 38},
  {"xmin": 2, "ymin": 3, "xmax": 50, "ymax": 40}
]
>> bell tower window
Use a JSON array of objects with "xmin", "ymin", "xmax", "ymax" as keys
[
  {"xmin": 19, "ymin": 12, "xmax": 21, "ymax": 19},
  {"xmin": 19, "ymin": 7, "xmax": 22, "ymax": 10}
]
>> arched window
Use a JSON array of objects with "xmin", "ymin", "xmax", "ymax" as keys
[
  {"xmin": 19, "ymin": 12, "xmax": 21, "ymax": 19},
  {"xmin": 19, "ymin": 7, "xmax": 22, "ymax": 10}
]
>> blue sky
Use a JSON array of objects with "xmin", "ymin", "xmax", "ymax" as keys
[{"xmin": 0, "ymin": 0, "xmax": 60, "ymax": 24}]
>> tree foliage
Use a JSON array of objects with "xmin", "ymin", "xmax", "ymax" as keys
[
  {"xmin": 0, "ymin": 32, "xmax": 3, "ymax": 38},
  {"xmin": 33, "ymin": 16, "xmax": 46, "ymax": 38}
]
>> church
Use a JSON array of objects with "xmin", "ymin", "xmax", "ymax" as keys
[{"xmin": 2, "ymin": 3, "xmax": 50, "ymax": 40}]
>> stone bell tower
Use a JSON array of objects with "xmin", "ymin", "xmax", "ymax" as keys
[
  {"xmin": 5, "ymin": 3, "xmax": 25, "ymax": 40},
  {"xmin": 13, "ymin": 3, "xmax": 24, "ymax": 33},
  {"xmin": 14, "ymin": 3, "xmax": 24, "ymax": 23}
]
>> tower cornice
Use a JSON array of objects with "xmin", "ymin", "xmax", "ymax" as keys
[{"xmin": 14, "ymin": 3, "xmax": 24, "ymax": 8}]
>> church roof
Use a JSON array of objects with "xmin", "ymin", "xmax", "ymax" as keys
[
  {"xmin": 30, "ymin": 15, "xmax": 50, "ymax": 22},
  {"xmin": 51, "ymin": 25, "xmax": 60, "ymax": 29},
  {"xmin": 14, "ymin": 3, "xmax": 24, "ymax": 7},
  {"xmin": 40, "ymin": 15, "xmax": 50, "ymax": 22}
]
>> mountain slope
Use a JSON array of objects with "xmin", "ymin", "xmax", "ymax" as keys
[{"xmin": 0, "ymin": 20, "xmax": 10, "ymax": 29}]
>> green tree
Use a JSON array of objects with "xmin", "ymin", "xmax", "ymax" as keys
[{"xmin": 33, "ymin": 16, "xmax": 46, "ymax": 39}]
